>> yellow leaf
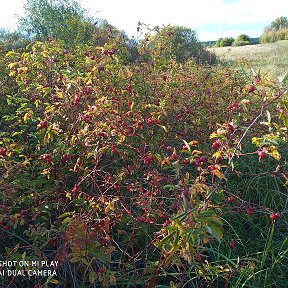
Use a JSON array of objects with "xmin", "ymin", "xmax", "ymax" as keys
[
  {"xmin": 56, "ymin": 91, "xmax": 64, "ymax": 98},
  {"xmin": 210, "ymin": 132, "xmax": 218, "ymax": 139},
  {"xmin": 213, "ymin": 170, "xmax": 227, "ymax": 180},
  {"xmin": 23, "ymin": 112, "xmax": 32, "ymax": 122},
  {"xmin": 212, "ymin": 151, "xmax": 222, "ymax": 159},
  {"xmin": 6, "ymin": 51, "xmax": 16, "ymax": 57},
  {"xmin": 269, "ymin": 149, "xmax": 281, "ymax": 161},
  {"xmin": 49, "ymin": 279, "xmax": 60, "ymax": 285},
  {"xmin": 8, "ymin": 62, "xmax": 18, "ymax": 69},
  {"xmin": 189, "ymin": 140, "xmax": 198, "ymax": 146},
  {"xmin": 161, "ymin": 157, "xmax": 170, "ymax": 165},
  {"xmin": 34, "ymin": 99, "xmax": 42, "ymax": 108}
]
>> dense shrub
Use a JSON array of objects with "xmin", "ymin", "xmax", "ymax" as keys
[
  {"xmin": 260, "ymin": 16, "xmax": 288, "ymax": 43},
  {"xmin": 146, "ymin": 25, "xmax": 217, "ymax": 65},
  {"xmin": 234, "ymin": 34, "xmax": 251, "ymax": 43},
  {"xmin": 260, "ymin": 27, "xmax": 288, "ymax": 43},
  {"xmin": 215, "ymin": 37, "xmax": 234, "ymax": 47},
  {"xmin": 232, "ymin": 34, "xmax": 251, "ymax": 46},
  {"xmin": 0, "ymin": 33, "xmax": 287, "ymax": 288}
]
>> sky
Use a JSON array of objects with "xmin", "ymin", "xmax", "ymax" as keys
[{"xmin": 0, "ymin": 0, "xmax": 287, "ymax": 41}]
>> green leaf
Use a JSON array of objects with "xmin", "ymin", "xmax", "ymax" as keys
[
  {"xmin": 89, "ymin": 271, "xmax": 97, "ymax": 284},
  {"xmin": 159, "ymin": 231, "xmax": 176, "ymax": 246}
]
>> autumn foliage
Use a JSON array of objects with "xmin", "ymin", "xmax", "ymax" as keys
[{"xmin": 0, "ymin": 35, "xmax": 287, "ymax": 287}]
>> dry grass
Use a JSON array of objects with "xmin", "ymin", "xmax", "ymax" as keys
[{"xmin": 208, "ymin": 40, "xmax": 288, "ymax": 81}]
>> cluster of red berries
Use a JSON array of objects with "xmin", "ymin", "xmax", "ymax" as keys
[{"xmin": 269, "ymin": 212, "xmax": 281, "ymax": 221}]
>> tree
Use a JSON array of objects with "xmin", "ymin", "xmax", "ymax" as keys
[
  {"xmin": 270, "ymin": 16, "xmax": 288, "ymax": 30},
  {"xmin": 215, "ymin": 37, "xmax": 234, "ymax": 47},
  {"xmin": 260, "ymin": 16, "xmax": 288, "ymax": 43},
  {"xmin": 235, "ymin": 34, "xmax": 250, "ymax": 43},
  {"xmin": 147, "ymin": 25, "xmax": 217, "ymax": 65},
  {"xmin": 232, "ymin": 34, "xmax": 251, "ymax": 46},
  {"xmin": 18, "ymin": 0, "xmax": 95, "ymax": 47},
  {"xmin": 0, "ymin": 29, "xmax": 30, "ymax": 50}
]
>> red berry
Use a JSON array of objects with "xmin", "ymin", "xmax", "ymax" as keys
[
  {"xmin": 198, "ymin": 206, "xmax": 203, "ymax": 212},
  {"xmin": 72, "ymin": 184, "xmax": 80, "ymax": 194},
  {"xmin": 37, "ymin": 120, "xmax": 47, "ymax": 129},
  {"xmin": 209, "ymin": 165, "xmax": 216, "ymax": 171},
  {"xmin": 248, "ymin": 84, "xmax": 255, "ymax": 93},
  {"xmin": 74, "ymin": 95, "xmax": 80, "ymax": 106},
  {"xmin": 200, "ymin": 156, "xmax": 206, "ymax": 163},
  {"xmin": 62, "ymin": 154, "xmax": 72, "ymax": 162},
  {"xmin": 3, "ymin": 225, "xmax": 9, "ymax": 231},
  {"xmin": 229, "ymin": 241, "xmax": 235, "ymax": 249},
  {"xmin": 171, "ymin": 152, "xmax": 177, "ymax": 160},
  {"xmin": 183, "ymin": 158, "xmax": 189, "ymax": 165},
  {"xmin": 227, "ymin": 123, "xmax": 235, "ymax": 132},
  {"xmin": 166, "ymin": 146, "xmax": 173, "ymax": 152},
  {"xmin": 212, "ymin": 142, "xmax": 219, "ymax": 149},
  {"xmin": 162, "ymin": 220, "xmax": 169, "ymax": 226},
  {"xmin": 147, "ymin": 118, "xmax": 154, "ymax": 124},
  {"xmin": 274, "ymin": 212, "xmax": 281, "ymax": 219},
  {"xmin": 258, "ymin": 150, "xmax": 266, "ymax": 160},
  {"xmin": 20, "ymin": 209, "xmax": 27, "ymax": 216},
  {"xmin": 48, "ymin": 238, "xmax": 57, "ymax": 246},
  {"xmin": 246, "ymin": 208, "xmax": 253, "ymax": 215},
  {"xmin": 194, "ymin": 159, "xmax": 202, "ymax": 167},
  {"xmin": 99, "ymin": 267, "xmax": 105, "ymax": 273},
  {"xmin": 269, "ymin": 213, "xmax": 275, "ymax": 221},
  {"xmin": 82, "ymin": 114, "xmax": 90, "ymax": 123},
  {"xmin": 227, "ymin": 196, "xmax": 233, "ymax": 203},
  {"xmin": 227, "ymin": 102, "xmax": 238, "ymax": 111},
  {"xmin": 0, "ymin": 147, "xmax": 7, "ymax": 157}
]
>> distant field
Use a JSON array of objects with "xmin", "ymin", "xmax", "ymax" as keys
[{"xmin": 208, "ymin": 40, "xmax": 288, "ymax": 81}]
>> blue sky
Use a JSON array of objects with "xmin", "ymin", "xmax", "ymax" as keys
[{"xmin": 0, "ymin": 0, "xmax": 287, "ymax": 41}]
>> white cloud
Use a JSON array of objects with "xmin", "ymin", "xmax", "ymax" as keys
[
  {"xmin": 81, "ymin": 0, "xmax": 288, "ymax": 40},
  {"xmin": 0, "ymin": 0, "xmax": 287, "ymax": 40},
  {"xmin": 0, "ymin": 0, "xmax": 25, "ymax": 30}
]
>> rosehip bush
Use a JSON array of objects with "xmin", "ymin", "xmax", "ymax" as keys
[{"xmin": 0, "ymin": 34, "xmax": 287, "ymax": 288}]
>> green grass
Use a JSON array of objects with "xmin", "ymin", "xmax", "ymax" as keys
[{"xmin": 209, "ymin": 40, "xmax": 288, "ymax": 81}]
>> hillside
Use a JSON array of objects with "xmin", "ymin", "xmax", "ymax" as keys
[{"xmin": 209, "ymin": 40, "xmax": 288, "ymax": 81}]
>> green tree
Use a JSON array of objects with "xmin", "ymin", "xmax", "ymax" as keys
[
  {"xmin": 270, "ymin": 16, "xmax": 288, "ymax": 30},
  {"xmin": 260, "ymin": 16, "xmax": 288, "ymax": 43},
  {"xmin": 18, "ymin": 0, "xmax": 95, "ymax": 47},
  {"xmin": 215, "ymin": 37, "xmax": 234, "ymax": 47},
  {"xmin": 235, "ymin": 34, "xmax": 250, "ymax": 43},
  {"xmin": 232, "ymin": 34, "xmax": 251, "ymax": 46},
  {"xmin": 147, "ymin": 25, "xmax": 217, "ymax": 65},
  {"xmin": 0, "ymin": 29, "xmax": 30, "ymax": 50}
]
